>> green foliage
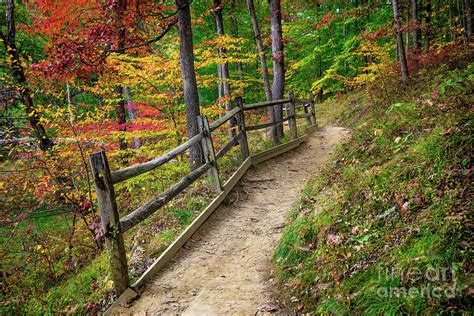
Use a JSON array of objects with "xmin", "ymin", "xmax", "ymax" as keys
[
  {"xmin": 4, "ymin": 253, "xmax": 111, "ymax": 314},
  {"xmin": 284, "ymin": 2, "xmax": 395, "ymax": 95},
  {"xmin": 274, "ymin": 63, "xmax": 473, "ymax": 314},
  {"xmin": 171, "ymin": 209, "xmax": 195, "ymax": 226}
]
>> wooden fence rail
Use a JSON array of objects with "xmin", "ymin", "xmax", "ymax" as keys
[
  {"xmin": 119, "ymin": 162, "xmax": 212, "ymax": 233},
  {"xmin": 110, "ymin": 133, "xmax": 204, "ymax": 184},
  {"xmin": 242, "ymin": 98, "xmax": 291, "ymax": 111},
  {"xmin": 90, "ymin": 91, "xmax": 317, "ymax": 306}
]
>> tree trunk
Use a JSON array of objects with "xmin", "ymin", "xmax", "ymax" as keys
[
  {"xmin": 406, "ymin": 6, "xmax": 410, "ymax": 54},
  {"xmin": 235, "ymin": 60, "xmax": 244, "ymax": 83},
  {"xmin": 213, "ymin": 0, "xmax": 235, "ymax": 137},
  {"xmin": 247, "ymin": 0, "xmax": 277, "ymax": 144},
  {"xmin": 395, "ymin": 40, "xmax": 399, "ymax": 62},
  {"xmin": 463, "ymin": 0, "xmax": 472, "ymax": 45},
  {"xmin": 424, "ymin": 0, "xmax": 431, "ymax": 51},
  {"xmin": 317, "ymin": 36, "xmax": 324, "ymax": 102},
  {"xmin": 4, "ymin": 0, "xmax": 52, "ymax": 151},
  {"xmin": 123, "ymin": 87, "xmax": 141, "ymax": 149},
  {"xmin": 217, "ymin": 64, "xmax": 223, "ymax": 103},
  {"xmin": 412, "ymin": 0, "xmax": 421, "ymax": 51},
  {"xmin": 116, "ymin": 86, "xmax": 127, "ymax": 150},
  {"xmin": 393, "ymin": 0, "xmax": 410, "ymax": 83},
  {"xmin": 115, "ymin": 0, "xmax": 127, "ymax": 150},
  {"xmin": 449, "ymin": 3, "xmax": 456, "ymax": 41},
  {"xmin": 176, "ymin": 0, "xmax": 202, "ymax": 170},
  {"xmin": 229, "ymin": 0, "xmax": 245, "ymax": 87},
  {"xmin": 269, "ymin": 0, "xmax": 285, "ymax": 139},
  {"xmin": 247, "ymin": 0, "xmax": 272, "ymax": 102}
]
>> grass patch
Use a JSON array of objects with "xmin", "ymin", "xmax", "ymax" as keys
[
  {"xmin": 4, "ymin": 253, "xmax": 111, "ymax": 314},
  {"xmin": 273, "ymin": 64, "xmax": 473, "ymax": 314}
]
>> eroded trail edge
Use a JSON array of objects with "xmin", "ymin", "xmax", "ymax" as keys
[{"xmin": 113, "ymin": 126, "xmax": 350, "ymax": 315}]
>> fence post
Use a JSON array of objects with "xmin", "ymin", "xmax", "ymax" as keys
[
  {"xmin": 309, "ymin": 93, "xmax": 317, "ymax": 126},
  {"xmin": 303, "ymin": 103, "xmax": 312, "ymax": 126},
  {"xmin": 236, "ymin": 97, "xmax": 250, "ymax": 158},
  {"xmin": 198, "ymin": 116, "xmax": 222, "ymax": 192},
  {"xmin": 283, "ymin": 103, "xmax": 290, "ymax": 128},
  {"xmin": 89, "ymin": 151, "xmax": 129, "ymax": 296},
  {"xmin": 288, "ymin": 91, "xmax": 298, "ymax": 140}
]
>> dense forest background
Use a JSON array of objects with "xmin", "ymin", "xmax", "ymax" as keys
[{"xmin": 1, "ymin": 0, "xmax": 472, "ymax": 313}]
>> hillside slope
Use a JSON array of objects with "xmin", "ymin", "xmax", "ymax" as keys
[{"xmin": 274, "ymin": 60, "xmax": 473, "ymax": 314}]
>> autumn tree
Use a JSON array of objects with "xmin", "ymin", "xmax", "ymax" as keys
[
  {"xmin": 412, "ymin": 0, "xmax": 421, "ymax": 52},
  {"xmin": 247, "ymin": 0, "xmax": 277, "ymax": 144},
  {"xmin": 30, "ymin": 0, "xmax": 177, "ymax": 149},
  {"xmin": 213, "ymin": 0, "xmax": 234, "ymax": 137},
  {"xmin": 113, "ymin": 0, "xmax": 128, "ymax": 150},
  {"xmin": 2, "ymin": 0, "xmax": 52, "ymax": 150},
  {"xmin": 424, "ymin": 0, "xmax": 431, "ymax": 51},
  {"xmin": 229, "ymin": 0, "xmax": 245, "ymax": 89},
  {"xmin": 269, "ymin": 0, "xmax": 284, "ymax": 139},
  {"xmin": 176, "ymin": 0, "xmax": 202, "ymax": 170},
  {"xmin": 462, "ymin": 0, "xmax": 472, "ymax": 45},
  {"xmin": 392, "ymin": 0, "xmax": 409, "ymax": 83},
  {"xmin": 247, "ymin": 0, "xmax": 272, "ymax": 102}
]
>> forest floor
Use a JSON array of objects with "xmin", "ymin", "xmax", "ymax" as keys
[{"xmin": 111, "ymin": 126, "xmax": 350, "ymax": 315}]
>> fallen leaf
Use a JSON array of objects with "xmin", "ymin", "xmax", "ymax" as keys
[{"xmin": 256, "ymin": 303, "xmax": 278, "ymax": 313}]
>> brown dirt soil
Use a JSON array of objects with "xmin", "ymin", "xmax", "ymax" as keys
[{"xmin": 111, "ymin": 126, "xmax": 350, "ymax": 315}]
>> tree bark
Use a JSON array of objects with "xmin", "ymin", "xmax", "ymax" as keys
[
  {"xmin": 229, "ymin": 0, "xmax": 245, "ymax": 86},
  {"xmin": 392, "ymin": 0, "xmax": 410, "ymax": 83},
  {"xmin": 449, "ymin": 3, "xmax": 456, "ymax": 41},
  {"xmin": 406, "ymin": 6, "xmax": 410, "ymax": 54},
  {"xmin": 269, "ymin": 0, "xmax": 285, "ymax": 139},
  {"xmin": 116, "ymin": 86, "xmax": 127, "ymax": 150},
  {"xmin": 424, "ymin": 0, "xmax": 431, "ymax": 51},
  {"xmin": 247, "ymin": 0, "xmax": 272, "ymax": 102},
  {"xmin": 123, "ymin": 87, "xmax": 141, "ymax": 149},
  {"xmin": 4, "ymin": 0, "xmax": 52, "ymax": 151},
  {"xmin": 115, "ymin": 0, "xmax": 127, "ymax": 150},
  {"xmin": 176, "ymin": 0, "xmax": 202, "ymax": 170},
  {"xmin": 213, "ymin": 0, "xmax": 235, "ymax": 137},
  {"xmin": 217, "ymin": 64, "xmax": 223, "ymax": 103},
  {"xmin": 317, "ymin": 36, "xmax": 324, "ymax": 102},
  {"xmin": 412, "ymin": 0, "xmax": 421, "ymax": 51},
  {"xmin": 247, "ymin": 0, "xmax": 277, "ymax": 144},
  {"xmin": 463, "ymin": 0, "xmax": 472, "ymax": 45}
]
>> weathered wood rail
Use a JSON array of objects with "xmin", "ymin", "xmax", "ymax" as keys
[{"xmin": 89, "ymin": 92, "xmax": 317, "ymax": 310}]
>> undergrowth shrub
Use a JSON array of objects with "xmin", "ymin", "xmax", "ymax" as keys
[{"xmin": 273, "ymin": 53, "xmax": 473, "ymax": 314}]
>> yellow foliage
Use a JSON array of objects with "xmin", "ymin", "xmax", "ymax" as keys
[{"xmin": 351, "ymin": 41, "xmax": 392, "ymax": 87}]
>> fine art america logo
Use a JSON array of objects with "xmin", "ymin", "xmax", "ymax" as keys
[{"xmin": 376, "ymin": 265, "xmax": 458, "ymax": 299}]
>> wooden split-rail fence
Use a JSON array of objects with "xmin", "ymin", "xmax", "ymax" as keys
[{"xmin": 89, "ymin": 91, "xmax": 317, "ymax": 308}]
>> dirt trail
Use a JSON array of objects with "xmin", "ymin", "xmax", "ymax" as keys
[{"xmin": 112, "ymin": 126, "xmax": 350, "ymax": 315}]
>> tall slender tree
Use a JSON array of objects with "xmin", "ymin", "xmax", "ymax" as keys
[
  {"xmin": 3, "ymin": 0, "xmax": 52, "ymax": 150},
  {"xmin": 213, "ymin": 0, "xmax": 235, "ymax": 137},
  {"xmin": 247, "ymin": 0, "xmax": 272, "ymax": 102},
  {"xmin": 392, "ymin": 0, "xmax": 410, "ymax": 83},
  {"xmin": 123, "ymin": 87, "xmax": 141, "ymax": 149},
  {"xmin": 229, "ymin": 0, "xmax": 245, "ymax": 85},
  {"xmin": 405, "ymin": 6, "xmax": 410, "ymax": 54},
  {"xmin": 247, "ymin": 0, "xmax": 277, "ymax": 144},
  {"xmin": 176, "ymin": 0, "xmax": 202, "ymax": 170},
  {"xmin": 114, "ymin": 0, "xmax": 128, "ymax": 150},
  {"xmin": 463, "ymin": 0, "xmax": 472, "ymax": 45},
  {"xmin": 217, "ymin": 64, "xmax": 223, "ymax": 102},
  {"xmin": 269, "ymin": 0, "xmax": 285, "ymax": 139},
  {"xmin": 412, "ymin": 0, "xmax": 421, "ymax": 52},
  {"xmin": 424, "ymin": 0, "xmax": 432, "ymax": 51}
]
